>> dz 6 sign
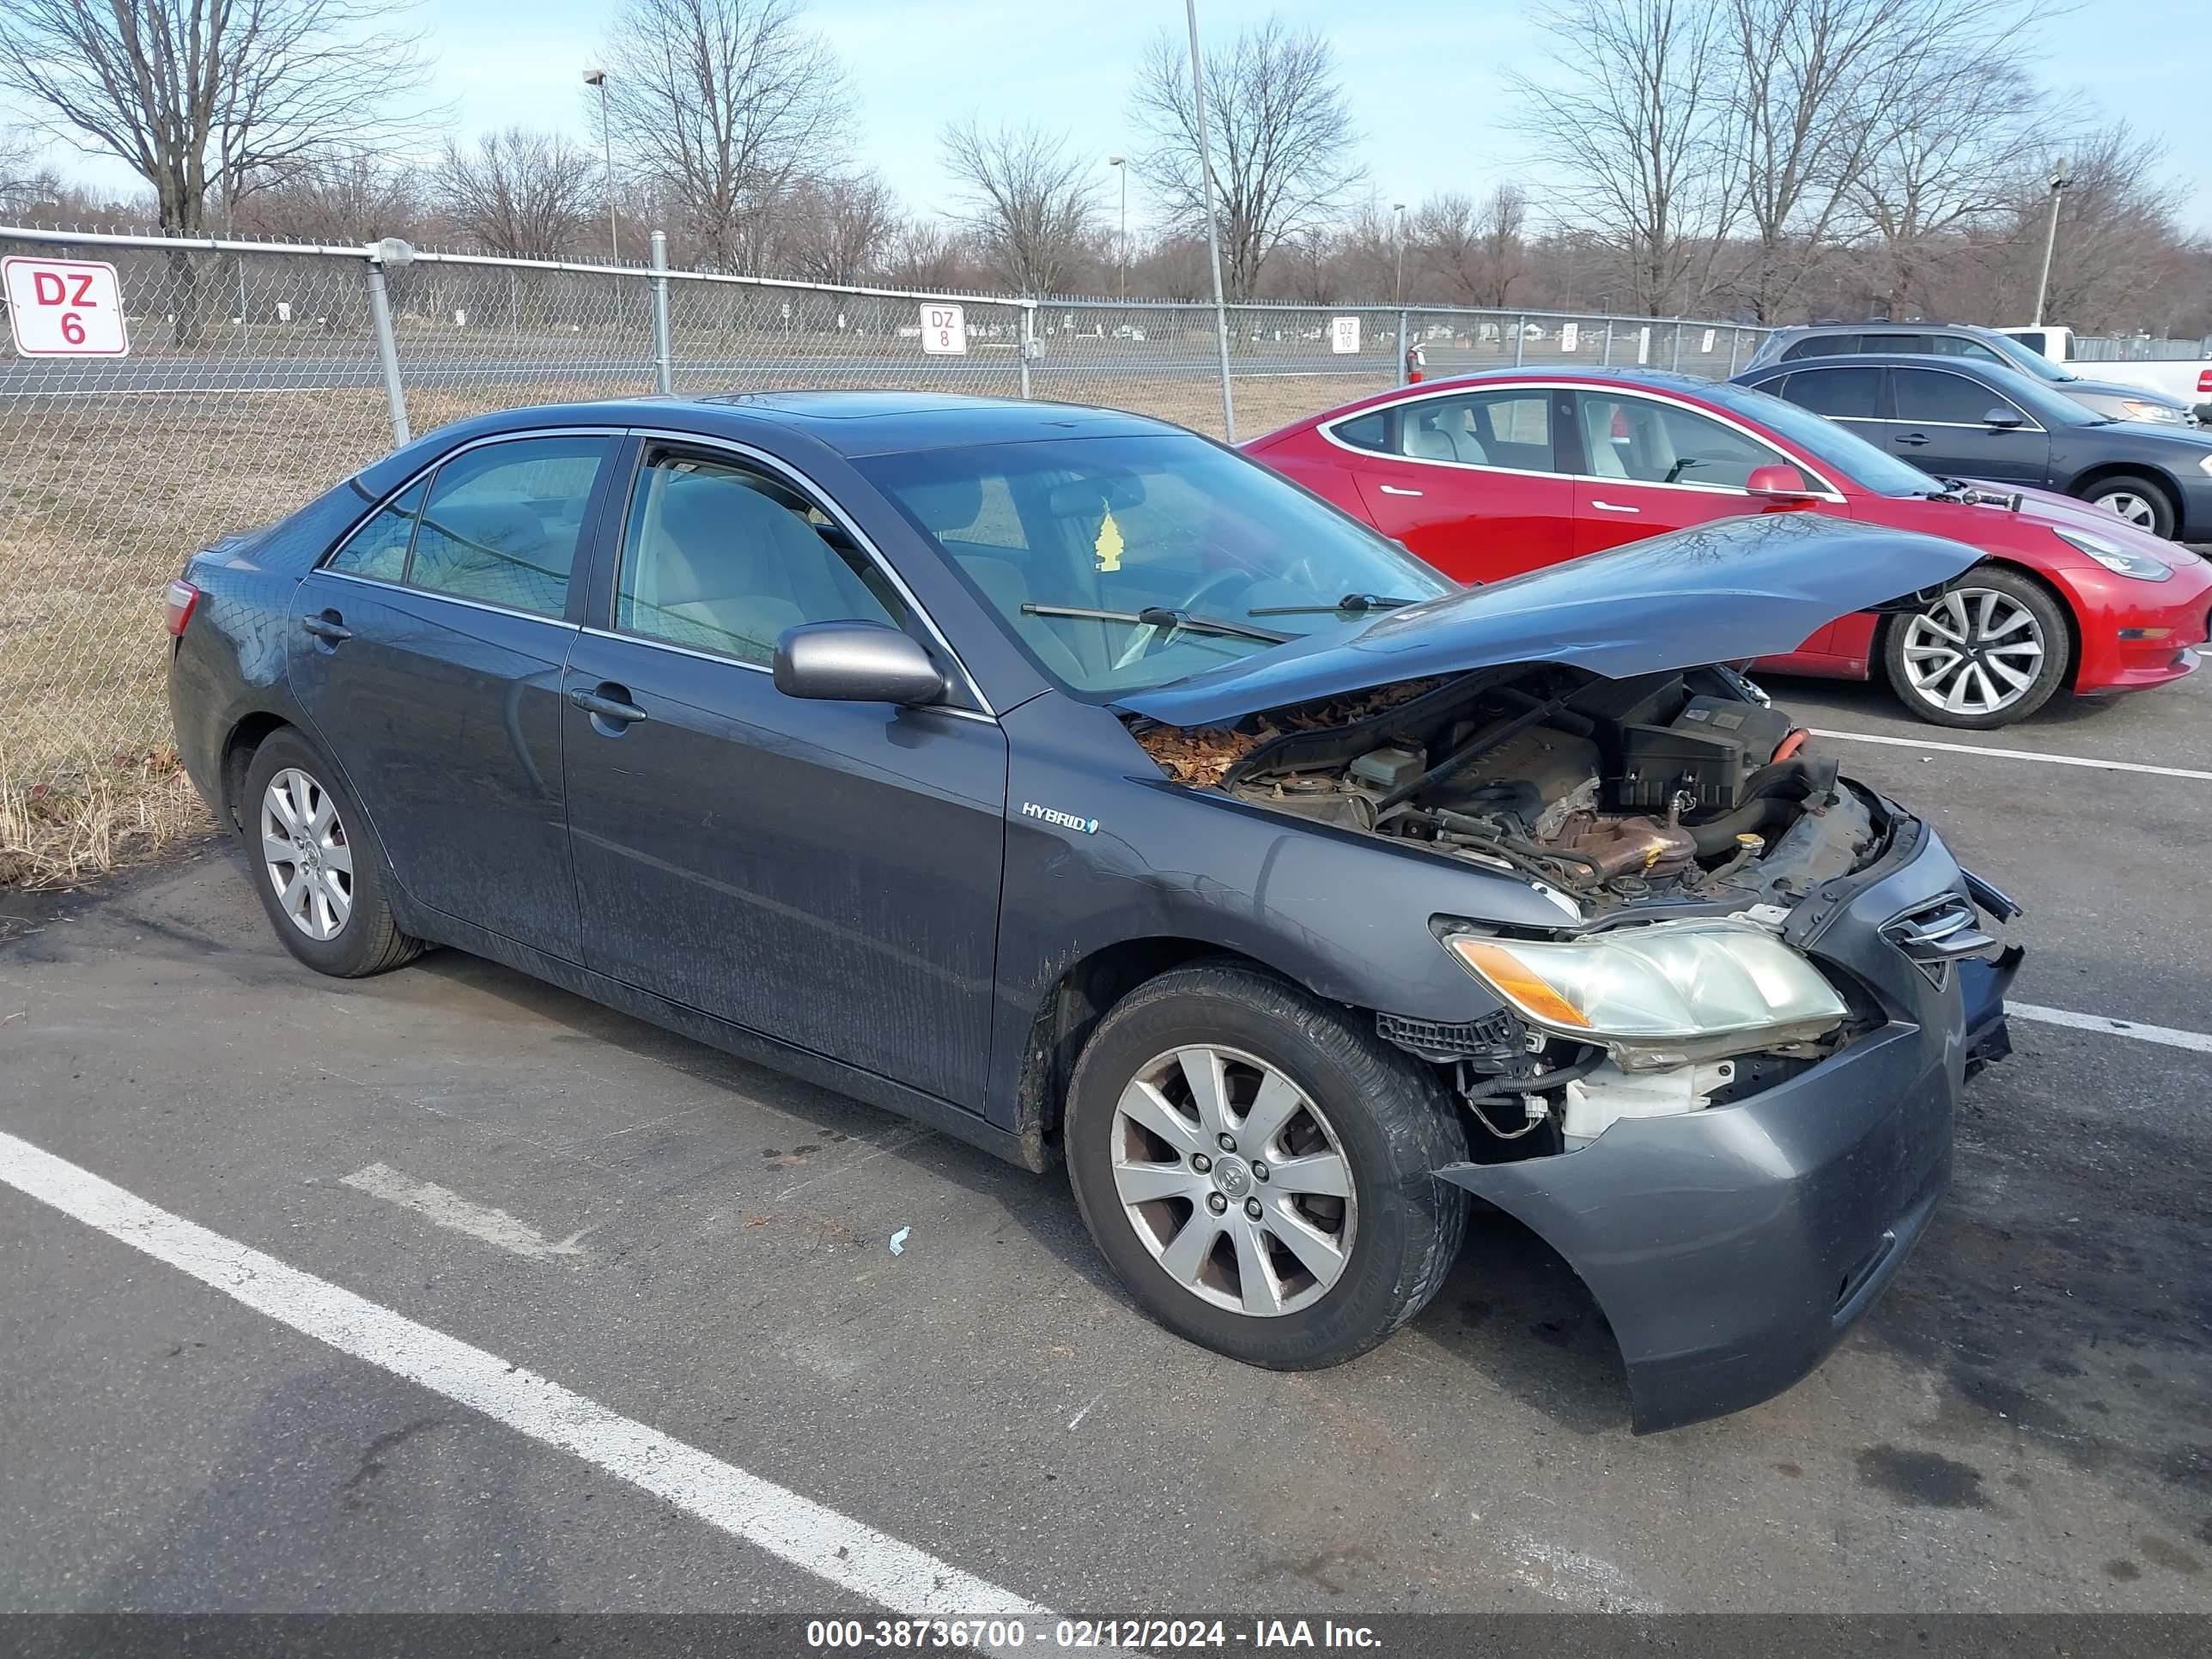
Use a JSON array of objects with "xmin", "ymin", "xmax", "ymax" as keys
[{"xmin": 3, "ymin": 257, "xmax": 131, "ymax": 357}]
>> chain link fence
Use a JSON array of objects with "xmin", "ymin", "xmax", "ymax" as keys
[{"xmin": 0, "ymin": 223, "xmax": 1768, "ymax": 796}]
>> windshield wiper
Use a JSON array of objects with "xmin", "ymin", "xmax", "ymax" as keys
[
  {"xmin": 1247, "ymin": 592, "xmax": 1418, "ymax": 617},
  {"xmin": 1019, "ymin": 603, "xmax": 1291, "ymax": 644}
]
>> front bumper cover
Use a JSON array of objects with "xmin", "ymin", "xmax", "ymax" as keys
[{"xmin": 1437, "ymin": 818, "xmax": 2021, "ymax": 1434}]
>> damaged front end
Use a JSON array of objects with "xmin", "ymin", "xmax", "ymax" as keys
[{"xmin": 1126, "ymin": 659, "xmax": 2021, "ymax": 1431}]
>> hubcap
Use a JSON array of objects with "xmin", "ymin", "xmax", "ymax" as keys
[
  {"xmin": 2096, "ymin": 489, "xmax": 2156, "ymax": 529},
  {"xmin": 1109, "ymin": 1044, "xmax": 1357, "ymax": 1317},
  {"xmin": 259, "ymin": 767, "xmax": 354, "ymax": 941},
  {"xmin": 1899, "ymin": 587, "xmax": 2045, "ymax": 718}
]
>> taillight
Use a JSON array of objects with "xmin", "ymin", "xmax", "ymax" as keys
[
  {"xmin": 2197, "ymin": 369, "xmax": 2211, "ymax": 393},
  {"xmin": 164, "ymin": 579, "xmax": 201, "ymax": 637}
]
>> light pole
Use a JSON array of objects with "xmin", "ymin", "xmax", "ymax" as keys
[
  {"xmin": 583, "ymin": 70, "xmax": 618, "ymax": 264},
  {"xmin": 1108, "ymin": 155, "xmax": 1127, "ymax": 304},
  {"xmin": 1392, "ymin": 202, "xmax": 1407, "ymax": 305},
  {"xmin": 2032, "ymin": 157, "xmax": 2071, "ymax": 329},
  {"xmin": 1184, "ymin": 0, "xmax": 1235, "ymax": 441}
]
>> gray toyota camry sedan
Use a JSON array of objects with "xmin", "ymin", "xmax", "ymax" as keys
[{"xmin": 167, "ymin": 392, "xmax": 2020, "ymax": 1431}]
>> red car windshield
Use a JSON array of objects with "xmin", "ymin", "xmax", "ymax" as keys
[{"xmin": 1707, "ymin": 381, "xmax": 1944, "ymax": 497}]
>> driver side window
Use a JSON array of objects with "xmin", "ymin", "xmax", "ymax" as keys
[{"xmin": 1574, "ymin": 395, "xmax": 1791, "ymax": 490}]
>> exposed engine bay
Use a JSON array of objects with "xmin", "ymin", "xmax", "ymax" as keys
[
  {"xmin": 1128, "ymin": 662, "xmax": 1882, "ymax": 915},
  {"xmin": 1127, "ymin": 663, "xmax": 1902, "ymax": 1158}
]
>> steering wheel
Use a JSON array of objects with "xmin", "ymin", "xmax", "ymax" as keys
[{"xmin": 1109, "ymin": 568, "xmax": 1258, "ymax": 671}]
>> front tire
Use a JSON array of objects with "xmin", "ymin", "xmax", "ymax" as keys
[
  {"xmin": 1881, "ymin": 568, "xmax": 2070, "ymax": 728},
  {"xmin": 2080, "ymin": 473, "xmax": 2176, "ymax": 539},
  {"xmin": 1065, "ymin": 960, "xmax": 1468, "ymax": 1370},
  {"xmin": 238, "ymin": 729, "xmax": 422, "ymax": 977}
]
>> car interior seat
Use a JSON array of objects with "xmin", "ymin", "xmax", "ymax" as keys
[
  {"xmin": 900, "ymin": 473, "xmax": 1094, "ymax": 684},
  {"xmin": 1404, "ymin": 408, "xmax": 1488, "ymax": 465}
]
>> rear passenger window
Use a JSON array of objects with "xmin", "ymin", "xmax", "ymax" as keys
[
  {"xmin": 1783, "ymin": 333, "xmax": 1858, "ymax": 360},
  {"xmin": 407, "ymin": 437, "xmax": 611, "ymax": 617},
  {"xmin": 328, "ymin": 478, "xmax": 427, "ymax": 581},
  {"xmin": 616, "ymin": 452, "xmax": 904, "ymax": 665},
  {"xmin": 1331, "ymin": 410, "xmax": 1390, "ymax": 453},
  {"xmin": 1780, "ymin": 367, "xmax": 1881, "ymax": 419}
]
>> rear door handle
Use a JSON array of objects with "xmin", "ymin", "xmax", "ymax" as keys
[
  {"xmin": 1589, "ymin": 500, "xmax": 1641, "ymax": 514},
  {"xmin": 1376, "ymin": 483, "xmax": 1423, "ymax": 497},
  {"xmin": 568, "ymin": 684, "xmax": 647, "ymax": 726},
  {"xmin": 301, "ymin": 611, "xmax": 352, "ymax": 642},
  {"xmin": 1893, "ymin": 431, "xmax": 1930, "ymax": 447}
]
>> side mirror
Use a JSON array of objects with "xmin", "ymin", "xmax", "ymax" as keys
[
  {"xmin": 772, "ymin": 621, "xmax": 945, "ymax": 706},
  {"xmin": 1983, "ymin": 407, "xmax": 2025, "ymax": 430},
  {"xmin": 1744, "ymin": 463, "xmax": 1819, "ymax": 502}
]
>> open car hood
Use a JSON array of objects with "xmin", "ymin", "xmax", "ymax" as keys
[{"xmin": 1116, "ymin": 513, "xmax": 1983, "ymax": 726}]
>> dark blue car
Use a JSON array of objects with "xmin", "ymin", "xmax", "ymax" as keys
[{"xmin": 166, "ymin": 392, "xmax": 2020, "ymax": 1431}]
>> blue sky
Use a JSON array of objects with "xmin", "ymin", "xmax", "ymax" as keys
[{"xmin": 21, "ymin": 0, "xmax": 2212, "ymax": 233}]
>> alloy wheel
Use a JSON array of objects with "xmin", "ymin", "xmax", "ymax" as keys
[
  {"xmin": 1109, "ymin": 1044, "xmax": 1357, "ymax": 1317},
  {"xmin": 2094, "ymin": 489, "xmax": 2157, "ymax": 529},
  {"xmin": 1898, "ymin": 587, "xmax": 2046, "ymax": 720},
  {"xmin": 259, "ymin": 767, "xmax": 354, "ymax": 941}
]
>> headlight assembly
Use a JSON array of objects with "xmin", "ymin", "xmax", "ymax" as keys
[
  {"xmin": 2053, "ymin": 526, "xmax": 2172, "ymax": 580},
  {"xmin": 2119, "ymin": 400, "xmax": 2183, "ymax": 424},
  {"xmin": 1446, "ymin": 920, "xmax": 1848, "ymax": 1065}
]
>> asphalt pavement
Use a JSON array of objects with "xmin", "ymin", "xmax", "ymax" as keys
[{"xmin": 3, "ymin": 666, "xmax": 2209, "ymax": 1620}]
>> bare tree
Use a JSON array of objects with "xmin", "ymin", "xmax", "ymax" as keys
[
  {"xmin": 1129, "ymin": 16, "xmax": 1364, "ymax": 303},
  {"xmin": 1414, "ymin": 185, "xmax": 1528, "ymax": 307},
  {"xmin": 1, "ymin": 128, "xmax": 51, "ymax": 213},
  {"xmin": 0, "ymin": 0, "xmax": 426, "ymax": 236},
  {"xmin": 881, "ymin": 219, "xmax": 974, "ymax": 292},
  {"xmin": 600, "ymin": 0, "xmax": 850, "ymax": 272},
  {"xmin": 939, "ymin": 118, "xmax": 1098, "ymax": 296},
  {"xmin": 774, "ymin": 172, "xmax": 898, "ymax": 287},
  {"xmin": 436, "ymin": 130, "xmax": 602, "ymax": 261},
  {"xmin": 1510, "ymin": 0, "xmax": 1736, "ymax": 315},
  {"xmin": 1720, "ymin": 0, "xmax": 2053, "ymax": 322},
  {"xmin": 1848, "ymin": 57, "xmax": 2054, "ymax": 316}
]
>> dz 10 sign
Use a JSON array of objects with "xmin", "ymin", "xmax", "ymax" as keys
[{"xmin": 3, "ymin": 257, "xmax": 131, "ymax": 356}]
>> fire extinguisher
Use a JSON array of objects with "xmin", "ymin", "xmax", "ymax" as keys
[{"xmin": 1404, "ymin": 340, "xmax": 1427, "ymax": 385}]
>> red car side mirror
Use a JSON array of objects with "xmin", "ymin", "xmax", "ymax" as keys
[{"xmin": 1746, "ymin": 463, "xmax": 1820, "ymax": 504}]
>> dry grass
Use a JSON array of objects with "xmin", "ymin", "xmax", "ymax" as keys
[
  {"xmin": 0, "ymin": 365, "xmax": 1376, "ymax": 888},
  {"xmin": 0, "ymin": 744, "xmax": 213, "ymax": 890}
]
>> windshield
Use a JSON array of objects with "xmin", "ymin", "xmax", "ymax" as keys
[
  {"xmin": 1708, "ymin": 381, "xmax": 1945, "ymax": 496},
  {"xmin": 857, "ymin": 433, "xmax": 1455, "ymax": 696},
  {"xmin": 1978, "ymin": 331, "xmax": 2073, "ymax": 383}
]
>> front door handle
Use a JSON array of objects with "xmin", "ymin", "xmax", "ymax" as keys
[
  {"xmin": 1376, "ymin": 483, "xmax": 1423, "ymax": 497},
  {"xmin": 1589, "ymin": 499, "xmax": 1641, "ymax": 514},
  {"xmin": 569, "ymin": 684, "xmax": 647, "ymax": 726},
  {"xmin": 1893, "ymin": 431, "xmax": 1930, "ymax": 447},
  {"xmin": 301, "ymin": 611, "xmax": 352, "ymax": 643}
]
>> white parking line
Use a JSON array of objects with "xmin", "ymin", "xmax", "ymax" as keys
[
  {"xmin": 2008, "ymin": 1004, "xmax": 2212, "ymax": 1055},
  {"xmin": 0, "ymin": 1130, "xmax": 1057, "ymax": 1643},
  {"xmin": 339, "ymin": 1163, "xmax": 592, "ymax": 1262},
  {"xmin": 1810, "ymin": 728, "xmax": 2212, "ymax": 782}
]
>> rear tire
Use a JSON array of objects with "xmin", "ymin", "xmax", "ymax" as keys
[
  {"xmin": 1065, "ymin": 960, "xmax": 1468, "ymax": 1370},
  {"xmin": 1881, "ymin": 568, "xmax": 2070, "ymax": 729},
  {"xmin": 238, "ymin": 729, "xmax": 422, "ymax": 978},
  {"xmin": 2079, "ymin": 473, "xmax": 2176, "ymax": 539}
]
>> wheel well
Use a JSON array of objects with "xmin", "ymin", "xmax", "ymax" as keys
[
  {"xmin": 1877, "ymin": 558, "xmax": 2083, "ymax": 690},
  {"xmin": 2067, "ymin": 463, "xmax": 2179, "ymax": 521},
  {"xmin": 1013, "ymin": 938, "xmax": 1283, "ymax": 1169},
  {"xmin": 218, "ymin": 713, "xmax": 292, "ymax": 834}
]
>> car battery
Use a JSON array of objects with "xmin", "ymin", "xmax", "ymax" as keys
[{"xmin": 1614, "ymin": 696, "xmax": 1796, "ymax": 813}]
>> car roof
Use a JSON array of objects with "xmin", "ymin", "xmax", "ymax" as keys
[
  {"xmin": 1740, "ymin": 352, "xmax": 2023, "ymax": 375},
  {"xmin": 1782, "ymin": 321, "xmax": 2005, "ymax": 337},
  {"xmin": 390, "ymin": 391, "xmax": 1181, "ymax": 461}
]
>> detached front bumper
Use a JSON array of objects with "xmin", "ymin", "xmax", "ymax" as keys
[{"xmin": 1437, "ymin": 814, "xmax": 2021, "ymax": 1434}]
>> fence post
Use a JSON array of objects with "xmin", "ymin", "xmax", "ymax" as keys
[
  {"xmin": 1601, "ymin": 320, "xmax": 1614, "ymax": 367},
  {"xmin": 362, "ymin": 240, "xmax": 412, "ymax": 447},
  {"xmin": 1019, "ymin": 301, "xmax": 1035, "ymax": 399},
  {"xmin": 1395, "ymin": 308, "xmax": 1409, "ymax": 386},
  {"xmin": 1670, "ymin": 321, "xmax": 1683, "ymax": 371},
  {"xmin": 1513, "ymin": 315, "xmax": 1526, "ymax": 367},
  {"xmin": 650, "ymin": 231, "xmax": 674, "ymax": 396},
  {"xmin": 1727, "ymin": 330, "xmax": 1741, "ymax": 375}
]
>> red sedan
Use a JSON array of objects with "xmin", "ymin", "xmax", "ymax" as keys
[{"xmin": 1244, "ymin": 368, "xmax": 2212, "ymax": 726}]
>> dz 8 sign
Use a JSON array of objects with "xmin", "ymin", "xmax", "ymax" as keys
[
  {"xmin": 3, "ymin": 257, "xmax": 131, "ymax": 357},
  {"xmin": 920, "ymin": 302, "xmax": 966, "ymax": 355}
]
